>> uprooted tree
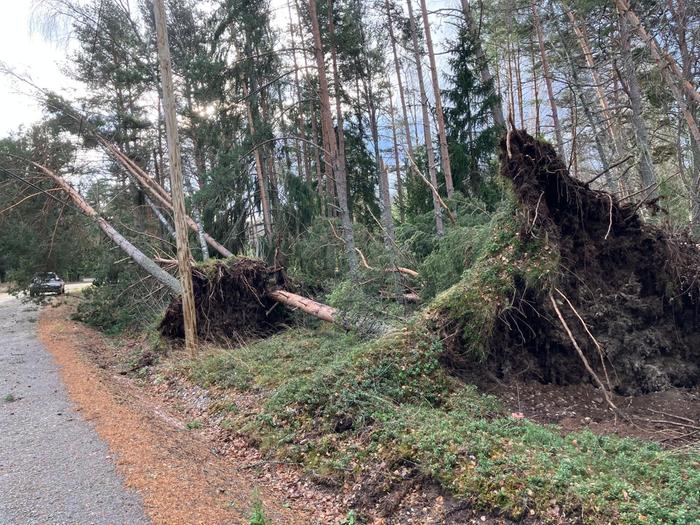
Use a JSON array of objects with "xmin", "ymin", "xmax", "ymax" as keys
[
  {"xmin": 433, "ymin": 130, "xmax": 700, "ymax": 395},
  {"xmin": 17, "ymin": 128, "xmax": 700, "ymax": 397}
]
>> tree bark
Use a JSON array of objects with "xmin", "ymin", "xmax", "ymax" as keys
[
  {"xmin": 618, "ymin": 13, "xmax": 657, "ymax": 198},
  {"xmin": 406, "ymin": 0, "xmax": 444, "ymax": 235},
  {"xmin": 418, "ymin": 0, "xmax": 454, "ymax": 198},
  {"xmin": 153, "ymin": 0, "xmax": 197, "ymax": 355},
  {"xmin": 531, "ymin": 0, "xmax": 566, "ymax": 159},
  {"xmin": 308, "ymin": 0, "xmax": 358, "ymax": 272}
]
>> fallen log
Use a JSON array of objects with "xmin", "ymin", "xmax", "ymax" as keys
[{"xmin": 31, "ymin": 161, "xmax": 182, "ymax": 294}]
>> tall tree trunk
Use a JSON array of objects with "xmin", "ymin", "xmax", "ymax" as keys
[
  {"xmin": 406, "ymin": 0, "xmax": 444, "ymax": 235},
  {"xmin": 308, "ymin": 0, "xmax": 358, "ymax": 272},
  {"xmin": 528, "ymin": 33, "xmax": 541, "ymax": 135},
  {"xmin": 669, "ymin": 0, "xmax": 700, "ymax": 232},
  {"xmin": 531, "ymin": 0, "xmax": 566, "ymax": 159},
  {"xmin": 388, "ymin": 86, "xmax": 405, "ymax": 222},
  {"xmin": 153, "ymin": 0, "xmax": 197, "ymax": 354},
  {"xmin": 328, "ymin": 0, "xmax": 349, "ymax": 218},
  {"xmin": 386, "ymin": 0, "xmax": 415, "ymax": 165},
  {"xmin": 418, "ymin": 0, "xmax": 453, "ymax": 198},
  {"xmin": 515, "ymin": 47, "xmax": 525, "ymax": 129},
  {"xmin": 618, "ymin": 13, "xmax": 657, "ymax": 198},
  {"xmin": 459, "ymin": 0, "xmax": 505, "ymax": 127},
  {"xmin": 242, "ymin": 80, "xmax": 273, "ymax": 236},
  {"xmin": 287, "ymin": 0, "xmax": 310, "ymax": 183}
]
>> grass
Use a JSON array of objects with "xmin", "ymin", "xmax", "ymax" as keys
[
  {"xmin": 175, "ymin": 211, "xmax": 698, "ymax": 524},
  {"xmin": 248, "ymin": 496, "xmax": 268, "ymax": 525},
  {"xmin": 180, "ymin": 323, "xmax": 699, "ymax": 525},
  {"xmin": 4, "ymin": 393, "xmax": 16, "ymax": 403},
  {"xmin": 186, "ymin": 420, "xmax": 202, "ymax": 430}
]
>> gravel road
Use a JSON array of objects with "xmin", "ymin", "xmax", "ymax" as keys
[{"xmin": 0, "ymin": 293, "xmax": 150, "ymax": 525}]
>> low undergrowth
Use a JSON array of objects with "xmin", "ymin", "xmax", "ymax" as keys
[
  {"xmin": 182, "ymin": 326, "xmax": 698, "ymax": 524},
  {"xmin": 175, "ymin": 197, "xmax": 699, "ymax": 523}
]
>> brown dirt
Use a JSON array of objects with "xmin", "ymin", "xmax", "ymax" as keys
[
  {"xmin": 37, "ymin": 299, "xmax": 316, "ymax": 525},
  {"xmin": 486, "ymin": 379, "xmax": 699, "ymax": 446},
  {"xmin": 160, "ymin": 258, "xmax": 290, "ymax": 342},
  {"xmin": 449, "ymin": 130, "xmax": 700, "ymax": 396}
]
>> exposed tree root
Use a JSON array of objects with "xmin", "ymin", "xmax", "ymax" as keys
[{"xmin": 439, "ymin": 129, "xmax": 700, "ymax": 395}]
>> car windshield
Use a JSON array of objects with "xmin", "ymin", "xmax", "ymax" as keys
[{"xmin": 35, "ymin": 273, "xmax": 59, "ymax": 282}]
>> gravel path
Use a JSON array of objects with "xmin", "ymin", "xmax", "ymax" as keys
[{"xmin": 0, "ymin": 294, "xmax": 150, "ymax": 525}]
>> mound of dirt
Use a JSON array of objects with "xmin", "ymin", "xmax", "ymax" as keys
[
  {"xmin": 446, "ymin": 130, "xmax": 700, "ymax": 395},
  {"xmin": 159, "ymin": 258, "xmax": 290, "ymax": 342}
]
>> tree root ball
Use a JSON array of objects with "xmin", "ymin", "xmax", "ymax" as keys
[
  {"xmin": 442, "ymin": 130, "xmax": 700, "ymax": 395},
  {"xmin": 159, "ymin": 258, "xmax": 290, "ymax": 343}
]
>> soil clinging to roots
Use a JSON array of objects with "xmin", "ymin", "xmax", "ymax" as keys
[
  {"xmin": 159, "ymin": 258, "xmax": 290, "ymax": 342},
  {"xmin": 443, "ymin": 130, "xmax": 700, "ymax": 395}
]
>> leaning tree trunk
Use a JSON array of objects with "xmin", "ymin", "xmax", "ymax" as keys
[
  {"xmin": 32, "ymin": 161, "xmax": 182, "ymax": 294},
  {"xmin": 618, "ymin": 13, "xmax": 658, "ymax": 199},
  {"xmin": 97, "ymin": 136, "xmax": 233, "ymax": 258}
]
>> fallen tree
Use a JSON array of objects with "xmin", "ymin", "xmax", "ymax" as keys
[{"xmin": 433, "ymin": 129, "xmax": 700, "ymax": 394}]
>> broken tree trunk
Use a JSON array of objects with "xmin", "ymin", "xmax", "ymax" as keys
[{"xmin": 153, "ymin": 0, "xmax": 198, "ymax": 355}]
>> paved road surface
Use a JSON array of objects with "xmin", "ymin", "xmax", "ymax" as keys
[{"xmin": 0, "ymin": 292, "xmax": 150, "ymax": 525}]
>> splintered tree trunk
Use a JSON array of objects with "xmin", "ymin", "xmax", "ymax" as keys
[
  {"xmin": 308, "ymin": 0, "xmax": 358, "ymax": 273},
  {"xmin": 406, "ymin": 0, "xmax": 444, "ymax": 236},
  {"xmin": 419, "ymin": 0, "xmax": 453, "ymax": 198},
  {"xmin": 460, "ymin": 0, "xmax": 505, "ymax": 127},
  {"xmin": 531, "ymin": 0, "xmax": 565, "ymax": 159},
  {"xmin": 33, "ymin": 161, "xmax": 182, "ymax": 294},
  {"xmin": 153, "ymin": 0, "xmax": 197, "ymax": 355},
  {"xmin": 618, "ymin": 13, "xmax": 657, "ymax": 198}
]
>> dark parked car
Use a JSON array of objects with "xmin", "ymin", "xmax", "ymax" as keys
[{"xmin": 29, "ymin": 272, "xmax": 65, "ymax": 297}]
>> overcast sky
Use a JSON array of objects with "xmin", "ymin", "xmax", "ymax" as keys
[{"xmin": 0, "ymin": 1, "xmax": 78, "ymax": 138}]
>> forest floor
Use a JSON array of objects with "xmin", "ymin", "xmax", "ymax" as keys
[
  {"xmin": 35, "ymin": 296, "xmax": 326, "ymax": 525},
  {"xmin": 34, "ymin": 295, "xmax": 699, "ymax": 524}
]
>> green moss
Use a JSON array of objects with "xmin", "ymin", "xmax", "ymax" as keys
[{"xmin": 174, "ymin": 194, "xmax": 696, "ymax": 524}]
